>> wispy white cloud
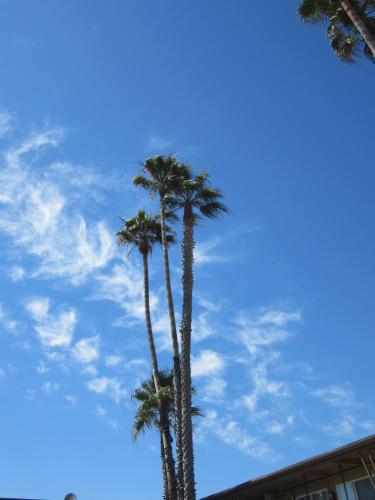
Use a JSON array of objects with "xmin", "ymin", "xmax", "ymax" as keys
[
  {"xmin": 257, "ymin": 310, "xmax": 302, "ymax": 327},
  {"xmin": 234, "ymin": 308, "xmax": 301, "ymax": 415},
  {"xmin": 194, "ymin": 237, "xmax": 229, "ymax": 266},
  {"xmin": 4, "ymin": 128, "xmax": 64, "ymax": 167},
  {"xmin": 192, "ymin": 350, "xmax": 225, "ymax": 378},
  {"xmin": 38, "ymin": 310, "xmax": 77, "ymax": 348},
  {"xmin": 42, "ymin": 381, "xmax": 59, "ymax": 394},
  {"xmin": 152, "ymin": 312, "xmax": 174, "ymax": 351},
  {"xmin": 7, "ymin": 265, "xmax": 26, "ymax": 282},
  {"xmin": 25, "ymin": 296, "xmax": 77, "ymax": 348},
  {"xmin": 321, "ymin": 412, "xmax": 375, "ymax": 440},
  {"xmin": 0, "ymin": 111, "xmax": 14, "ymax": 138},
  {"xmin": 0, "ymin": 303, "xmax": 18, "ymax": 332},
  {"xmin": 48, "ymin": 161, "xmax": 122, "ymax": 198},
  {"xmin": 0, "ymin": 128, "xmax": 115, "ymax": 284},
  {"xmin": 65, "ymin": 394, "xmax": 78, "ymax": 406},
  {"xmin": 81, "ymin": 364, "xmax": 98, "ymax": 376},
  {"xmin": 36, "ymin": 360, "xmax": 49, "ymax": 374},
  {"xmin": 44, "ymin": 350, "xmax": 66, "ymax": 363},
  {"xmin": 86, "ymin": 376, "xmax": 127, "ymax": 403},
  {"xmin": 236, "ymin": 313, "xmax": 295, "ymax": 356},
  {"xmin": 72, "ymin": 336, "xmax": 100, "ymax": 364},
  {"xmin": 94, "ymin": 404, "xmax": 120, "ymax": 430},
  {"xmin": 200, "ymin": 410, "xmax": 279, "ymax": 461},
  {"xmin": 126, "ymin": 358, "xmax": 149, "ymax": 373},
  {"xmin": 105, "ymin": 354, "xmax": 122, "ymax": 367},
  {"xmin": 94, "ymin": 262, "xmax": 145, "ymax": 321},
  {"xmin": 192, "ymin": 295, "xmax": 224, "ymax": 343},
  {"xmin": 200, "ymin": 377, "xmax": 227, "ymax": 402},
  {"xmin": 313, "ymin": 384, "xmax": 356, "ymax": 408},
  {"xmin": 94, "ymin": 261, "xmax": 173, "ymax": 353},
  {"xmin": 265, "ymin": 416, "xmax": 295, "ymax": 435},
  {"xmin": 25, "ymin": 296, "xmax": 50, "ymax": 320},
  {"xmin": 192, "ymin": 311, "xmax": 215, "ymax": 342},
  {"xmin": 147, "ymin": 135, "xmax": 173, "ymax": 151},
  {"xmin": 240, "ymin": 358, "xmax": 290, "ymax": 416},
  {"xmin": 322, "ymin": 414, "xmax": 356, "ymax": 437},
  {"xmin": 196, "ymin": 296, "xmax": 221, "ymax": 313}
]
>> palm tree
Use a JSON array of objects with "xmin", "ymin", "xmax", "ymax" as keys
[
  {"xmin": 132, "ymin": 371, "xmax": 202, "ymax": 500},
  {"xmin": 133, "ymin": 156, "xmax": 185, "ymax": 499},
  {"xmin": 165, "ymin": 166, "xmax": 227, "ymax": 500},
  {"xmin": 298, "ymin": 0, "xmax": 375, "ymax": 62},
  {"xmin": 117, "ymin": 210, "xmax": 177, "ymax": 500}
]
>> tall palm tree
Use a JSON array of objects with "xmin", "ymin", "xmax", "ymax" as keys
[
  {"xmin": 298, "ymin": 0, "xmax": 375, "ymax": 62},
  {"xmin": 165, "ymin": 167, "xmax": 227, "ymax": 500},
  {"xmin": 133, "ymin": 156, "xmax": 185, "ymax": 499},
  {"xmin": 117, "ymin": 210, "xmax": 177, "ymax": 500}
]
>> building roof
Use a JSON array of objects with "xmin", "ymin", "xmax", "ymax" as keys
[{"xmin": 201, "ymin": 433, "xmax": 375, "ymax": 500}]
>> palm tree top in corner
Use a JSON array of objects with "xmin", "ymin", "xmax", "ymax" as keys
[{"xmin": 298, "ymin": 0, "xmax": 375, "ymax": 62}]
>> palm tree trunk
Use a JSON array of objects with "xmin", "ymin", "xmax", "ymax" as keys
[
  {"xmin": 180, "ymin": 204, "xmax": 196, "ymax": 500},
  {"xmin": 160, "ymin": 200, "xmax": 184, "ymax": 500},
  {"xmin": 340, "ymin": 0, "xmax": 375, "ymax": 57},
  {"xmin": 142, "ymin": 252, "xmax": 178, "ymax": 500},
  {"xmin": 159, "ymin": 403, "xmax": 177, "ymax": 500},
  {"xmin": 161, "ymin": 435, "xmax": 169, "ymax": 500}
]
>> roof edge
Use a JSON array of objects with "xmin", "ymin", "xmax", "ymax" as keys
[{"xmin": 201, "ymin": 433, "xmax": 375, "ymax": 500}]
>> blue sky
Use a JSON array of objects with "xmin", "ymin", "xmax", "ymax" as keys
[{"xmin": 0, "ymin": 1, "xmax": 374, "ymax": 499}]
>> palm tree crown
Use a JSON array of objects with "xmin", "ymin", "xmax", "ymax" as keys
[
  {"xmin": 131, "ymin": 370, "xmax": 201, "ymax": 441},
  {"xmin": 298, "ymin": 0, "xmax": 375, "ymax": 62},
  {"xmin": 133, "ymin": 155, "xmax": 182, "ymax": 198},
  {"xmin": 117, "ymin": 209, "xmax": 175, "ymax": 256},
  {"xmin": 132, "ymin": 370, "xmax": 175, "ymax": 441},
  {"xmin": 165, "ymin": 165, "xmax": 228, "ymax": 221}
]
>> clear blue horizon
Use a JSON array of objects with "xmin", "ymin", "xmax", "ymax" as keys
[{"xmin": 0, "ymin": 1, "xmax": 373, "ymax": 499}]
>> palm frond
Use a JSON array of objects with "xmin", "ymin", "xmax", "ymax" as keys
[
  {"xmin": 198, "ymin": 201, "xmax": 228, "ymax": 219},
  {"xmin": 191, "ymin": 405, "xmax": 203, "ymax": 418},
  {"xmin": 298, "ymin": 0, "xmax": 332, "ymax": 24},
  {"xmin": 132, "ymin": 175, "xmax": 152, "ymax": 190}
]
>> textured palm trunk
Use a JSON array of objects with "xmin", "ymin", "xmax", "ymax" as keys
[
  {"xmin": 180, "ymin": 204, "xmax": 196, "ymax": 500},
  {"xmin": 160, "ymin": 200, "xmax": 184, "ymax": 500},
  {"xmin": 339, "ymin": 0, "xmax": 375, "ymax": 57},
  {"xmin": 164, "ymin": 417, "xmax": 176, "ymax": 500},
  {"xmin": 161, "ymin": 435, "xmax": 169, "ymax": 500},
  {"xmin": 159, "ymin": 404, "xmax": 176, "ymax": 500},
  {"xmin": 142, "ymin": 253, "xmax": 177, "ymax": 500}
]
